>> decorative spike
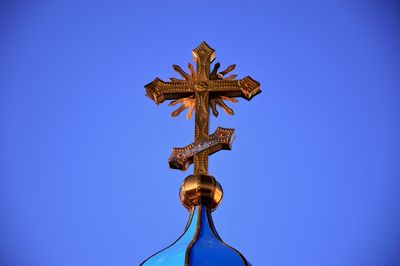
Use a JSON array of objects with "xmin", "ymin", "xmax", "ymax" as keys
[
  {"xmin": 210, "ymin": 98, "xmax": 219, "ymax": 117},
  {"xmin": 219, "ymin": 95, "xmax": 238, "ymax": 103},
  {"xmin": 171, "ymin": 104, "xmax": 186, "ymax": 117},
  {"xmin": 224, "ymin": 74, "xmax": 237, "ymax": 80},
  {"xmin": 187, "ymin": 104, "xmax": 195, "ymax": 120},
  {"xmin": 219, "ymin": 64, "xmax": 236, "ymax": 76},
  {"xmin": 172, "ymin": 64, "xmax": 190, "ymax": 80},
  {"xmin": 168, "ymin": 98, "xmax": 184, "ymax": 106},
  {"xmin": 210, "ymin": 62, "xmax": 221, "ymax": 79},
  {"xmin": 188, "ymin": 63, "xmax": 196, "ymax": 80},
  {"xmin": 216, "ymin": 98, "xmax": 234, "ymax": 115}
]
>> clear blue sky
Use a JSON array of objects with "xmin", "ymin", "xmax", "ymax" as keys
[{"xmin": 0, "ymin": 1, "xmax": 399, "ymax": 265}]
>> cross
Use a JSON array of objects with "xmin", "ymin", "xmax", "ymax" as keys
[{"xmin": 145, "ymin": 42, "xmax": 261, "ymax": 175}]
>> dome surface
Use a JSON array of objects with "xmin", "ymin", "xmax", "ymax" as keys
[{"xmin": 141, "ymin": 205, "xmax": 250, "ymax": 266}]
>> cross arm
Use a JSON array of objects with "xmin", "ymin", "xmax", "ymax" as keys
[
  {"xmin": 208, "ymin": 76, "xmax": 261, "ymax": 100},
  {"xmin": 192, "ymin": 42, "xmax": 216, "ymax": 81},
  {"xmin": 145, "ymin": 78, "xmax": 195, "ymax": 105},
  {"xmin": 169, "ymin": 127, "xmax": 235, "ymax": 171}
]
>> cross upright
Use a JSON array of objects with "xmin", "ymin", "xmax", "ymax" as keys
[{"xmin": 145, "ymin": 42, "xmax": 261, "ymax": 175}]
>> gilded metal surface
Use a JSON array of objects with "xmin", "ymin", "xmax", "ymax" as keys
[
  {"xmin": 145, "ymin": 42, "xmax": 261, "ymax": 210},
  {"xmin": 180, "ymin": 174, "xmax": 223, "ymax": 212},
  {"xmin": 169, "ymin": 127, "xmax": 235, "ymax": 171}
]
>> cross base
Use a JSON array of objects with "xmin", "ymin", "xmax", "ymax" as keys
[{"xmin": 179, "ymin": 173, "xmax": 223, "ymax": 212}]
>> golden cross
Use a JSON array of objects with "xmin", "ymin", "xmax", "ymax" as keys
[{"xmin": 145, "ymin": 42, "xmax": 261, "ymax": 175}]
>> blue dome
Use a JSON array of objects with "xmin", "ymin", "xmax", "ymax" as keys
[{"xmin": 141, "ymin": 205, "xmax": 250, "ymax": 266}]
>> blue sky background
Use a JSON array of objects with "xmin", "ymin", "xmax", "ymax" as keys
[{"xmin": 0, "ymin": 1, "xmax": 399, "ymax": 265}]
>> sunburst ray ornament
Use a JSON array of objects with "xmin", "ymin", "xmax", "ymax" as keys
[{"xmin": 164, "ymin": 60, "xmax": 242, "ymax": 120}]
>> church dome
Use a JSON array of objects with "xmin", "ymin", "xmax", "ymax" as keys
[{"xmin": 140, "ymin": 205, "xmax": 250, "ymax": 266}]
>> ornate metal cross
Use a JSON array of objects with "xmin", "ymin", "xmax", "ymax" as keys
[{"xmin": 145, "ymin": 42, "xmax": 261, "ymax": 176}]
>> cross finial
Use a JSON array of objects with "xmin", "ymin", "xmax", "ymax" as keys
[{"xmin": 145, "ymin": 42, "xmax": 261, "ymax": 210}]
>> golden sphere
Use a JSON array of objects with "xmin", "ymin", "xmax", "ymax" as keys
[{"xmin": 179, "ymin": 174, "xmax": 223, "ymax": 212}]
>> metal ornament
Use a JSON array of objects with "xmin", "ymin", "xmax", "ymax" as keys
[{"xmin": 145, "ymin": 41, "xmax": 261, "ymax": 210}]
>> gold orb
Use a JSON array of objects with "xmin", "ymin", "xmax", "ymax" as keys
[{"xmin": 179, "ymin": 174, "xmax": 223, "ymax": 212}]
